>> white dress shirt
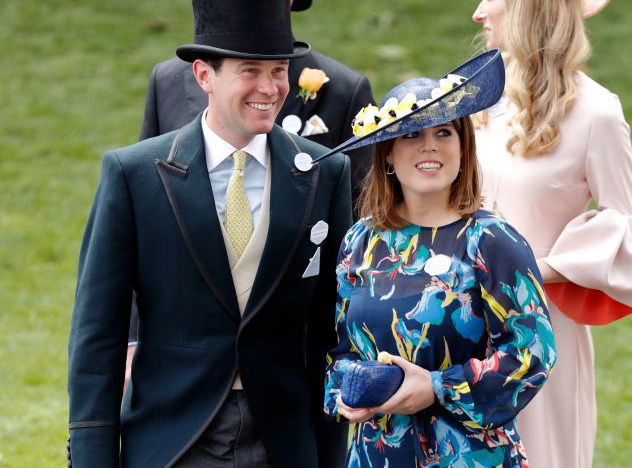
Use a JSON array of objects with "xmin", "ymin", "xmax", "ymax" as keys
[{"xmin": 201, "ymin": 110, "xmax": 268, "ymax": 227}]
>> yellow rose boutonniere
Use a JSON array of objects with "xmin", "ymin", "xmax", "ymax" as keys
[{"xmin": 297, "ymin": 67, "xmax": 330, "ymax": 103}]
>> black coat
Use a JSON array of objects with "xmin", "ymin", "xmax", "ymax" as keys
[
  {"xmin": 127, "ymin": 51, "xmax": 375, "ymax": 343},
  {"xmin": 68, "ymin": 121, "xmax": 352, "ymax": 467}
]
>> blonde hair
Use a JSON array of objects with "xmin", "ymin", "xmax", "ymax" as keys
[
  {"xmin": 359, "ymin": 117, "xmax": 481, "ymax": 230},
  {"xmin": 503, "ymin": 0, "xmax": 591, "ymax": 157}
]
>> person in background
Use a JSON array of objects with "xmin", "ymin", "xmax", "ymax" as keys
[
  {"xmin": 67, "ymin": 0, "xmax": 351, "ymax": 466},
  {"xmin": 472, "ymin": 1, "xmax": 632, "ymax": 467},
  {"xmin": 322, "ymin": 51, "xmax": 556, "ymax": 467}
]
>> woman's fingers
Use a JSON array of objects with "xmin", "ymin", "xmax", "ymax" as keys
[
  {"xmin": 370, "ymin": 359, "xmax": 435, "ymax": 414},
  {"xmin": 389, "ymin": 354, "xmax": 412, "ymax": 369},
  {"xmin": 336, "ymin": 395, "xmax": 373, "ymax": 423},
  {"xmin": 370, "ymin": 387, "xmax": 405, "ymax": 414}
]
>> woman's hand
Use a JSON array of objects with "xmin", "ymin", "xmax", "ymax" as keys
[
  {"xmin": 370, "ymin": 355, "xmax": 435, "ymax": 415},
  {"xmin": 335, "ymin": 354, "xmax": 435, "ymax": 422},
  {"xmin": 335, "ymin": 395, "xmax": 374, "ymax": 423}
]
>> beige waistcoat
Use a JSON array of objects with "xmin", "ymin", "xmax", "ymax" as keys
[{"xmin": 217, "ymin": 156, "xmax": 271, "ymax": 389}]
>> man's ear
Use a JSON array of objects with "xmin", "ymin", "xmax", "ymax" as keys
[{"xmin": 192, "ymin": 59, "xmax": 214, "ymax": 94}]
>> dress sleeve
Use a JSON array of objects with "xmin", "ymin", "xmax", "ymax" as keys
[
  {"xmin": 323, "ymin": 223, "xmax": 365, "ymax": 421},
  {"xmin": 431, "ymin": 221, "xmax": 557, "ymax": 429},
  {"xmin": 543, "ymin": 92, "xmax": 632, "ymax": 313}
]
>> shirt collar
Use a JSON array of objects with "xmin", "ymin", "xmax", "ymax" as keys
[{"xmin": 201, "ymin": 109, "xmax": 268, "ymax": 172}]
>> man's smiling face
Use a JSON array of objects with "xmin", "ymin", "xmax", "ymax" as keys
[{"xmin": 204, "ymin": 58, "xmax": 290, "ymax": 147}]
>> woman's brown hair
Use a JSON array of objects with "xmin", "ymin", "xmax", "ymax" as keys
[{"xmin": 358, "ymin": 116, "xmax": 481, "ymax": 230}]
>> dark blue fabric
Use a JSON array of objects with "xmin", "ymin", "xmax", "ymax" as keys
[
  {"xmin": 324, "ymin": 211, "xmax": 557, "ymax": 467},
  {"xmin": 340, "ymin": 361, "xmax": 404, "ymax": 408}
]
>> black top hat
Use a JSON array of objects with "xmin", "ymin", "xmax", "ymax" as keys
[
  {"xmin": 177, "ymin": 0, "xmax": 310, "ymax": 62},
  {"xmin": 291, "ymin": 0, "xmax": 312, "ymax": 11}
]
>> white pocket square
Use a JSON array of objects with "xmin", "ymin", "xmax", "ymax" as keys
[
  {"xmin": 301, "ymin": 114, "xmax": 329, "ymax": 136},
  {"xmin": 302, "ymin": 247, "xmax": 321, "ymax": 278}
]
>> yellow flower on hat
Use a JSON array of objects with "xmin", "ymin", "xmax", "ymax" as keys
[
  {"xmin": 298, "ymin": 67, "xmax": 330, "ymax": 103},
  {"xmin": 431, "ymin": 74, "xmax": 467, "ymax": 100},
  {"xmin": 352, "ymin": 104, "xmax": 381, "ymax": 137},
  {"xmin": 350, "ymin": 74, "xmax": 468, "ymax": 138},
  {"xmin": 377, "ymin": 97, "xmax": 399, "ymax": 128},
  {"xmin": 396, "ymin": 93, "xmax": 418, "ymax": 118}
]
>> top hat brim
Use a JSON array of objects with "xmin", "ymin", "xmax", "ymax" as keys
[
  {"xmin": 176, "ymin": 41, "xmax": 311, "ymax": 63},
  {"xmin": 291, "ymin": 0, "xmax": 312, "ymax": 11},
  {"xmin": 311, "ymin": 49, "xmax": 505, "ymax": 165}
]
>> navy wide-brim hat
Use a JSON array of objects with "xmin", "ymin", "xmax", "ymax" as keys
[
  {"xmin": 310, "ymin": 50, "xmax": 504, "ymax": 165},
  {"xmin": 177, "ymin": 0, "xmax": 310, "ymax": 62}
]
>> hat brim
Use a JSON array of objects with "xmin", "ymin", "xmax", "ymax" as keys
[
  {"xmin": 312, "ymin": 49, "xmax": 505, "ymax": 164},
  {"xmin": 176, "ymin": 41, "xmax": 311, "ymax": 63},
  {"xmin": 291, "ymin": 0, "xmax": 312, "ymax": 11}
]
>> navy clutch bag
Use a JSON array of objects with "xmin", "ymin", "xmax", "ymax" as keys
[{"xmin": 340, "ymin": 361, "xmax": 404, "ymax": 408}]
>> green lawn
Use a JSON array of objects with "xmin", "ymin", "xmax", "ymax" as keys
[{"xmin": 1, "ymin": 0, "xmax": 630, "ymax": 465}]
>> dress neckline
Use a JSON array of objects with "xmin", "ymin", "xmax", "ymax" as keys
[{"xmin": 403, "ymin": 215, "xmax": 467, "ymax": 231}]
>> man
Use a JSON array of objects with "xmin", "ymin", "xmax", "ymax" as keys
[
  {"xmin": 139, "ymin": 0, "xmax": 374, "ymax": 208},
  {"xmin": 67, "ymin": 1, "xmax": 351, "ymax": 466},
  {"xmin": 126, "ymin": 0, "xmax": 374, "ymax": 383}
]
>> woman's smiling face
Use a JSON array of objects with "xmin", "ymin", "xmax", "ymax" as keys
[{"xmin": 387, "ymin": 123, "xmax": 462, "ymax": 207}]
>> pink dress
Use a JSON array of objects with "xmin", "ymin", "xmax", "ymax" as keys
[{"xmin": 475, "ymin": 72, "xmax": 632, "ymax": 468}]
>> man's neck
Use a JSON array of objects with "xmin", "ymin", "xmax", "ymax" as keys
[{"xmin": 205, "ymin": 116, "xmax": 254, "ymax": 149}]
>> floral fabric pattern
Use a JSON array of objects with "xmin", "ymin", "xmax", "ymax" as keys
[{"xmin": 324, "ymin": 210, "xmax": 556, "ymax": 467}]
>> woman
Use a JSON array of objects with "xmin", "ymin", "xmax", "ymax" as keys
[
  {"xmin": 472, "ymin": 1, "xmax": 632, "ymax": 467},
  {"xmin": 320, "ymin": 51, "xmax": 556, "ymax": 467}
]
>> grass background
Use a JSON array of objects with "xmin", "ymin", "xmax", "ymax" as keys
[{"xmin": 1, "ymin": 0, "xmax": 630, "ymax": 465}]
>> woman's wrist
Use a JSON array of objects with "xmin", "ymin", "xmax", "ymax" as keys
[{"xmin": 536, "ymin": 259, "xmax": 567, "ymax": 283}]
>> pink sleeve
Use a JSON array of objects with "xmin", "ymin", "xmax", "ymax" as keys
[{"xmin": 543, "ymin": 92, "xmax": 632, "ymax": 323}]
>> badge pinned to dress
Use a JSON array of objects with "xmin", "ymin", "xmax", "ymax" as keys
[{"xmin": 423, "ymin": 254, "xmax": 452, "ymax": 276}]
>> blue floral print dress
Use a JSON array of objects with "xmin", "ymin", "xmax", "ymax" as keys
[{"xmin": 324, "ymin": 210, "xmax": 556, "ymax": 467}]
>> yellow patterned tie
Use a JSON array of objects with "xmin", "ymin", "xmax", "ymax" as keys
[{"xmin": 225, "ymin": 150, "xmax": 253, "ymax": 258}]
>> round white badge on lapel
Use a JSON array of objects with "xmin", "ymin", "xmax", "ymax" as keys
[
  {"xmin": 423, "ymin": 254, "xmax": 452, "ymax": 276},
  {"xmin": 294, "ymin": 152, "xmax": 313, "ymax": 172},
  {"xmin": 282, "ymin": 114, "xmax": 302, "ymax": 134},
  {"xmin": 310, "ymin": 221, "xmax": 329, "ymax": 245}
]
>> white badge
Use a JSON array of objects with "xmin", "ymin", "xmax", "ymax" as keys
[
  {"xmin": 294, "ymin": 152, "xmax": 313, "ymax": 172},
  {"xmin": 302, "ymin": 247, "xmax": 321, "ymax": 278},
  {"xmin": 282, "ymin": 114, "xmax": 302, "ymax": 134},
  {"xmin": 310, "ymin": 221, "xmax": 329, "ymax": 245},
  {"xmin": 423, "ymin": 254, "xmax": 452, "ymax": 276}
]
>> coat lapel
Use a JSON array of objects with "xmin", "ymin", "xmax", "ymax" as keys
[
  {"xmin": 242, "ymin": 126, "xmax": 320, "ymax": 324},
  {"xmin": 155, "ymin": 117, "xmax": 240, "ymax": 322}
]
